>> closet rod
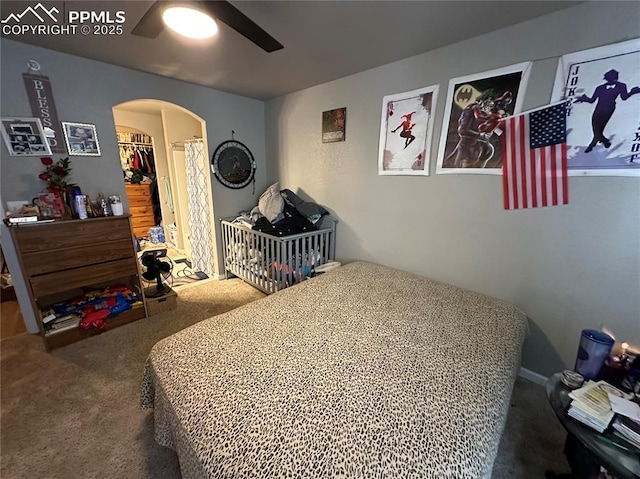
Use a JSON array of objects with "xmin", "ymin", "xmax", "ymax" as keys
[
  {"xmin": 118, "ymin": 141, "xmax": 153, "ymax": 146},
  {"xmin": 171, "ymin": 137, "xmax": 203, "ymax": 146}
]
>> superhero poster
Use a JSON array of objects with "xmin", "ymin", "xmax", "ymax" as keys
[
  {"xmin": 378, "ymin": 84, "xmax": 439, "ymax": 176},
  {"xmin": 551, "ymin": 39, "xmax": 640, "ymax": 176},
  {"xmin": 435, "ymin": 62, "xmax": 532, "ymax": 175}
]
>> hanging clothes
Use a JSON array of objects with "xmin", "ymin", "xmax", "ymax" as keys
[
  {"xmin": 151, "ymin": 179, "xmax": 162, "ymax": 225},
  {"xmin": 146, "ymin": 148, "xmax": 156, "ymax": 173},
  {"xmin": 163, "ymin": 176, "xmax": 175, "ymax": 214},
  {"xmin": 132, "ymin": 149, "xmax": 141, "ymax": 170}
]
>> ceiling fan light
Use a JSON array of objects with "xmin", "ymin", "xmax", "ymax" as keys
[{"xmin": 162, "ymin": 6, "xmax": 218, "ymax": 39}]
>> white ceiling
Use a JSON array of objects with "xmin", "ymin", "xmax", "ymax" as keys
[{"xmin": 3, "ymin": 1, "xmax": 582, "ymax": 100}]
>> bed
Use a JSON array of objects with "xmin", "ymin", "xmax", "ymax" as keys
[{"xmin": 141, "ymin": 261, "xmax": 528, "ymax": 478}]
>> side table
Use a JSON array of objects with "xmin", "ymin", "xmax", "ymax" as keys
[{"xmin": 546, "ymin": 372, "xmax": 640, "ymax": 479}]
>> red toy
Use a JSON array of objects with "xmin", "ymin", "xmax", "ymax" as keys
[{"xmin": 79, "ymin": 309, "xmax": 110, "ymax": 330}]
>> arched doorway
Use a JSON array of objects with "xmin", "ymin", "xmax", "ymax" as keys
[{"xmin": 112, "ymin": 99, "xmax": 217, "ymax": 278}]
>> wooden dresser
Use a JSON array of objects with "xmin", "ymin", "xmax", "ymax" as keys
[
  {"xmin": 125, "ymin": 183, "xmax": 155, "ymax": 239},
  {"xmin": 8, "ymin": 216, "xmax": 147, "ymax": 350}
]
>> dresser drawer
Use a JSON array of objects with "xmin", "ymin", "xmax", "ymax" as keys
[
  {"xmin": 132, "ymin": 222, "xmax": 156, "ymax": 239},
  {"xmin": 125, "ymin": 184, "xmax": 152, "ymax": 198},
  {"xmin": 30, "ymin": 258, "xmax": 139, "ymax": 297},
  {"xmin": 132, "ymin": 217, "xmax": 156, "ymax": 229},
  {"xmin": 132, "ymin": 226, "xmax": 149, "ymax": 239},
  {"xmin": 13, "ymin": 217, "xmax": 132, "ymax": 253},
  {"xmin": 128, "ymin": 196, "xmax": 153, "ymax": 208},
  {"xmin": 21, "ymin": 238, "xmax": 135, "ymax": 276},
  {"xmin": 130, "ymin": 205, "xmax": 154, "ymax": 217}
]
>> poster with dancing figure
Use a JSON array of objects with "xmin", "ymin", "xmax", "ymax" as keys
[
  {"xmin": 551, "ymin": 39, "xmax": 640, "ymax": 176},
  {"xmin": 378, "ymin": 84, "xmax": 439, "ymax": 176},
  {"xmin": 436, "ymin": 62, "xmax": 532, "ymax": 175}
]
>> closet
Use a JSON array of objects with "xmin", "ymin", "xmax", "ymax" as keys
[
  {"xmin": 111, "ymin": 101, "xmax": 209, "ymax": 268},
  {"xmin": 117, "ymin": 129, "xmax": 158, "ymax": 239}
]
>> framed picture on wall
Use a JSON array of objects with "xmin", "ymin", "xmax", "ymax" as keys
[
  {"xmin": 62, "ymin": 121, "xmax": 101, "ymax": 156},
  {"xmin": 435, "ymin": 62, "xmax": 532, "ymax": 175},
  {"xmin": 0, "ymin": 117, "xmax": 52, "ymax": 156},
  {"xmin": 551, "ymin": 39, "xmax": 640, "ymax": 176},
  {"xmin": 322, "ymin": 107, "xmax": 346, "ymax": 143},
  {"xmin": 378, "ymin": 84, "xmax": 439, "ymax": 176}
]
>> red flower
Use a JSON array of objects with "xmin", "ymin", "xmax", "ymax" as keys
[{"xmin": 38, "ymin": 156, "xmax": 72, "ymax": 189}]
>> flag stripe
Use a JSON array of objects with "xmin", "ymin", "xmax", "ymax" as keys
[
  {"xmin": 561, "ymin": 143, "xmax": 569, "ymax": 204},
  {"xmin": 530, "ymin": 140, "xmax": 538, "ymax": 208},
  {"xmin": 519, "ymin": 117, "xmax": 528, "ymax": 209},
  {"xmin": 540, "ymin": 147, "xmax": 547, "ymax": 207},
  {"xmin": 511, "ymin": 117, "xmax": 519, "ymax": 210},
  {"xmin": 550, "ymin": 145, "xmax": 558, "ymax": 205},
  {"xmin": 501, "ymin": 121, "xmax": 510, "ymax": 210}
]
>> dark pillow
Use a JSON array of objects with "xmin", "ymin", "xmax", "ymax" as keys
[{"xmin": 280, "ymin": 189, "xmax": 328, "ymax": 224}]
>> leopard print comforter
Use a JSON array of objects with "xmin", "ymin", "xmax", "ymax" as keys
[{"xmin": 141, "ymin": 261, "xmax": 528, "ymax": 478}]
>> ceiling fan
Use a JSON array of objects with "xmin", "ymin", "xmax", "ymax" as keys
[{"xmin": 131, "ymin": 1, "xmax": 284, "ymax": 53}]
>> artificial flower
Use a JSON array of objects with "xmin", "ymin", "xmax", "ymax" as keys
[{"xmin": 39, "ymin": 157, "xmax": 73, "ymax": 190}]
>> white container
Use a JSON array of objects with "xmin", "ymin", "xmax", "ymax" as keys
[
  {"xmin": 74, "ymin": 195, "xmax": 88, "ymax": 220},
  {"xmin": 110, "ymin": 195, "xmax": 124, "ymax": 216}
]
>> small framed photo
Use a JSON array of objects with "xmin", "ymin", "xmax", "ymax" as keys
[
  {"xmin": 0, "ymin": 117, "xmax": 52, "ymax": 156},
  {"xmin": 62, "ymin": 121, "xmax": 101, "ymax": 156},
  {"xmin": 322, "ymin": 107, "xmax": 346, "ymax": 143}
]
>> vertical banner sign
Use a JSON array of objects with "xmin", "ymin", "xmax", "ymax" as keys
[{"xmin": 22, "ymin": 73, "xmax": 65, "ymax": 153}]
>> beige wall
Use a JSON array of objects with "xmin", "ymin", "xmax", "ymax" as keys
[{"xmin": 266, "ymin": 2, "xmax": 640, "ymax": 376}]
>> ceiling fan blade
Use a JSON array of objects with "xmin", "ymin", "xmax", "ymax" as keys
[
  {"xmin": 198, "ymin": 1, "xmax": 284, "ymax": 52},
  {"xmin": 130, "ymin": 0, "xmax": 283, "ymax": 53},
  {"xmin": 131, "ymin": 1, "xmax": 165, "ymax": 39}
]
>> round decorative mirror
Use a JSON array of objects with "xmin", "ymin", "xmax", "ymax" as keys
[{"xmin": 211, "ymin": 139, "xmax": 256, "ymax": 189}]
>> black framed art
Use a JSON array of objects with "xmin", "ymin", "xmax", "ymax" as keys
[
  {"xmin": 211, "ymin": 139, "xmax": 256, "ymax": 189},
  {"xmin": 322, "ymin": 107, "xmax": 346, "ymax": 143}
]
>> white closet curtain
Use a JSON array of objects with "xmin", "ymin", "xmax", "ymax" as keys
[{"xmin": 184, "ymin": 139, "xmax": 215, "ymax": 276}]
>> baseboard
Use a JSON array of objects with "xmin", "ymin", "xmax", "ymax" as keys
[{"xmin": 518, "ymin": 367, "xmax": 548, "ymax": 386}]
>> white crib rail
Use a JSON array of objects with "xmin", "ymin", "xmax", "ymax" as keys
[{"xmin": 221, "ymin": 217, "xmax": 337, "ymax": 294}]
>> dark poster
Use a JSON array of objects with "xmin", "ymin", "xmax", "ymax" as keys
[{"xmin": 436, "ymin": 62, "xmax": 532, "ymax": 174}]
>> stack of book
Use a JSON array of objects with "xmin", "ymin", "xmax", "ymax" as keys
[
  {"xmin": 612, "ymin": 416, "xmax": 640, "ymax": 449},
  {"xmin": 42, "ymin": 311, "xmax": 83, "ymax": 335},
  {"xmin": 3, "ymin": 214, "xmax": 55, "ymax": 225},
  {"xmin": 4, "ymin": 214, "xmax": 38, "ymax": 224},
  {"xmin": 567, "ymin": 380, "xmax": 619, "ymax": 433}
]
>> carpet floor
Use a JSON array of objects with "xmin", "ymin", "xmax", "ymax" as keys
[{"xmin": 1, "ymin": 278, "xmax": 570, "ymax": 478}]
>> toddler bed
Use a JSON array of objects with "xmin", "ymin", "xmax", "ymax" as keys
[
  {"xmin": 141, "ymin": 261, "xmax": 528, "ymax": 478},
  {"xmin": 221, "ymin": 216, "xmax": 337, "ymax": 294}
]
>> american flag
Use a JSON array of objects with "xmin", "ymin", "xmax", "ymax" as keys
[{"xmin": 501, "ymin": 102, "xmax": 568, "ymax": 210}]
